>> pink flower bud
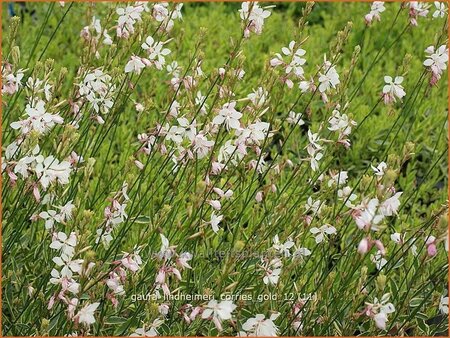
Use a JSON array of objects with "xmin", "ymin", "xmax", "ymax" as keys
[
  {"xmin": 96, "ymin": 115, "xmax": 105, "ymax": 124},
  {"xmin": 374, "ymin": 240, "xmax": 386, "ymax": 256},
  {"xmin": 172, "ymin": 268, "xmax": 182, "ymax": 280},
  {"xmin": 285, "ymin": 78, "xmax": 294, "ymax": 89},
  {"xmin": 304, "ymin": 215, "xmax": 312, "ymax": 226},
  {"xmin": 7, "ymin": 168, "xmax": 17, "ymax": 182},
  {"xmin": 357, "ymin": 238, "xmax": 370, "ymax": 254},
  {"xmin": 190, "ymin": 306, "xmax": 201, "ymax": 321},
  {"xmin": 208, "ymin": 199, "xmax": 222, "ymax": 210},
  {"xmin": 270, "ymin": 58, "xmax": 283, "ymax": 67},
  {"xmin": 156, "ymin": 269, "xmax": 166, "ymax": 284},
  {"xmin": 48, "ymin": 295, "xmax": 56, "ymax": 310},
  {"xmin": 162, "ymin": 283, "xmax": 170, "ymax": 296},
  {"xmin": 33, "ymin": 185, "xmax": 41, "ymax": 202},
  {"xmin": 427, "ymin": 243, "xmax": 437, "ymax": 257},
  {"xmin": 134, "ymin": 160, "xmax": 144, "ymax": 170},
  {"xmin": 255, "ymin": 191, "xmax": 263, "ymax": 203},
  {"xmin": 364, "ymin": 13, "xmax": 373, "ymax": 25}
]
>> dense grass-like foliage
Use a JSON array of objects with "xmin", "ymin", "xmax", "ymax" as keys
[{"xmin": 1, "ymin": 1, "xmax": 448, "ymax": 336}]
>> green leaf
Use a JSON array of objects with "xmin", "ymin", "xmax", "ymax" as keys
[
  {"xmin": 105, "ymin": 316, "xmax": 128, "ymax": 325},
  {"xmin": 133, "ymin": 216, "xmax": 151, "ymax": 224},
  {"xmin": 409, "ymin": 297, "xmax": 424, "ymax": 307}
]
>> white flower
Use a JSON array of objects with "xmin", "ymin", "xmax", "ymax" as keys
[
  {"xmin": 195, "ymin": 91, "xmax": 208, "ymax": 115},
  {"xmin": 39, "ymin": 209, "xmax": 60, "ymax": 229},
  {"xmin": 286, "ymin": 111, "xmax": 304, "ymax": 126},
  {"xmin": 367, "ymin": 294, "xmax": 395, "ymax": 330},
  {"xmin": 121, "ymin": 250, "xmax": 143, "ymax": 272},
  {"xmin": 152, "ymin": 3, "xmax": 169, "ymax": 22},
  {"xmin": 236, "ymin": 121, "xmax": 270, "ymax": 145},
  {"xmin": 307, "ymin": 129, "xmax": 322, "ymax": 150},
  {"xmin": 177, "ymin": 117, "xmax": 197, "ymax": 141},
  {"xmin": 58, "ymin": 201, "xmax": 75, "ymax": 221},
  {"xmin": 353, "ymin": 198, "xmax": 384, "ymax": 231},
  {"xmin": 432, "ymin": 2, "xmax": 447, "ymax": 18},
  {"xmin": 239, "ymin": 2, "xmax": 272, "ymax": 36},
  {"xmin": 2, "ymin": 68, "xmax": 25, "ymax": 95},
  {"xmin": 379, "ymin": 192, "xmax": 402, "ymax": 216},
  {"xmin": 391, "ymin": 233, "xmax": 418, "ymax": 255},
  {"xmin": 439, "ymin": 295, "xmax": 448, "ymax": 314},
  {"xmin": 299, "ymin": 80, "xmax": 312, "ymax": 92},
  {"xmin": 318, "ymin": 58, "xmax": 340, "ymax": 93},
  {"xmin": 52, "ymin": 255, "xmax": 83, "ymax": 278},
  {"xmin": 141, "ymin": 36, "xmax": 171, "ymax": 70},
  {"xmin": 192, "ymin": 133, "xmax": 214, "ymax": 159},
  {"xmin": 218, "ymin": 140, "xmax": 244, "ymax": 165},
  {"xmin": 310, "ymin": 224, "xmax": 336, "ymax": 243},
  {"xmin": 96, "ymin": 228, "xmax": 113, "ymax": 245},
  {"xmin": 202, "ymin": 300, "xmax": 236, "ymax": 331},
  {"xmin": 408, "ymin": 2, "xmax": 430, "ymax": 26},
  {"xmin": 271, "ymin": 40, "xmax": 306, "ymax": 79},
  {"xmin": 78, "ymin": 69, "xmax": 115, "ymax": 114},
  {"xmin": 13, "ymin": 155, "xmax": 33, "ymax": 178},
  {"xmin": 50, "ymin": 232, "xmax": 77, "ymax": 258},
  {"xmin": 247, "ymin": 87, "xmax": 269, "ymax": 108},
  {"xmin": 152, "ymin": 2, "xmax": 169, "ymax": 22},
  {"xmin": 106, "ymin": 272, "xmax": 125, "ymax": 295},
  {"xmin": 125, "ymin": 55, "xmax": 146, "ymax": 74},
  {"xmin": 166, "ymin": 125, "xmax": 184, "ymax": 144},
  {"xmin": 51, "ymin": 272, "xmax": 80, "ymax": 294},
  {"xmin": 272, "ymin": 235, "xmax": 295, "ymax": 257},
  {"xmin": 209, "ymin": 212, "xmax": 223, "ymax": 233},
  {"xmin": 286, "ymin": 45, "xmax": 307, "ymax": 78},
  {"xmin": 4, "ymin": 141, "xmax": 20, "ymax": 160},
  {"xmin": 382, "ymin": 76, "xmax": 406, "ymax": 103},
  {"xmin": 168, "ymin": 100, "xmax": 180, "ymax": 117},
  {"xmin": 49, "ymin": 269, "xmax": 80, "ymax": 294},
  {"xmin": 158, "ymin": 234, "xmax": 175, "ymax": 260},
  {"xmin": 424, "ymin": 45, "xmax": 448, "ymax": 84},
  {"xmin": 371, "ymin": 161, "xmax": 387, "ymax": 177},
  {"xmin": 328, "ymin": 109, "xmax": 356, "ymax": 145},
  {"xmin": 365, "ymin": 2, "xmax": 386, "ymax": 24},
  {"xmin": 130, "ymin": 319, "xmax": 164, "ymax": 337},
  {"xmin": 293, "ymin": 247, "xmax": 312, "ymax": 261},
  {"xmin": 103, "ymin": 31, "xmax": 113, "ymax": 45},
  {"xmin": 116, "ymin": 5, "xmax": 144, "ymax": 38},
  {"xmin": 390, "ymin": 232, "xmax": 403, "ymax": 244},
  {"xmin": 212, "ymin": 102, "xmax": 242, "ymax": 131},
  {"xmin": 172, "ymin": 3, "xmax": 183, "ymax": 20},
  {"xmin": 305, "ymin": 196, "xmax": 322, "ymax": 216},
  {"xmin": 241, "ymin": 313, "xmax": 280, "ymax": 336},
  {"xmin": 261, "ymin": 258, "xmax": 282, "ymax": 286},
  {"xmin": 327, "ymin": 171, "xmax": 348, "ymax": 187},
  {"xmin": 307, "ymin": 147, "xmax": 323, "ymax": 172},
  {"xmin": 337, "ymin": 186, "xmax": 357, "ymax": 207},
  {"xmin": 35, "ymin": 155, "xmax": 72, "ymax": 189},
  {"xmin": 208, "ymin": 199, "xmax": 222, "ymax": 210},
  {"xmin": 371, "ymin": 250, "xmax": 387, "ymax": 270},
  {"xmin": 177, "ymin": 252, "xmax": 192, "ymax": 270},
  {"xmin": 10, "ymin": 100, "xmax": 63, "ymax": 136},
  {"xmin": 167, "ymin": 61, "xmax": 181, "ymax": 77},
  {"xmin": 74, "ymin": 302, "xmax": 100, "ymax": 325}
]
